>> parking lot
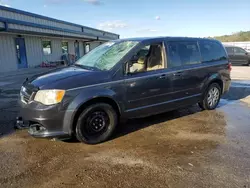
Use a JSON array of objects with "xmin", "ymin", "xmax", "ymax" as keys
[{"xmin": 0, "ymin": 66, "xmax": 250, "ymax": 188}]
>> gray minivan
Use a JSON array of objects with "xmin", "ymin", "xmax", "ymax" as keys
[{"xmin": 19, "ymin": 37, "xmax": 231, "ymax": 144}]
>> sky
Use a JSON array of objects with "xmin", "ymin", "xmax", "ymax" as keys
[{"xmin": 0, "ymin": 0, "xmax": 250, "ymax": 38}]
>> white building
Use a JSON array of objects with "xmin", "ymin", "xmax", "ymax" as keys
[{"xmin": 0, "ymin": 5, "xmax": 119, "ymax": 72}]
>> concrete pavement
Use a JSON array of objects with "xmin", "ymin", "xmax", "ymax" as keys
[{"xmin": 0, "ymin": 66, "xmax": 249, "ymax": 188}]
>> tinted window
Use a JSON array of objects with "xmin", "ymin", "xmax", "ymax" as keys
[
  {"xmin": 199, "ymin": 40, "xmax": 227, "ymax": 63},
  {"xmin": 167, "ymin": 41, "xmax": 200, "ymax": 68},
  {"xmin": 225, "ymin": 47, "xmax": 234, "ymax": 54},
  {"xmin": 234, "ymin": 47, "xmax": 246, "ymax": 54}
]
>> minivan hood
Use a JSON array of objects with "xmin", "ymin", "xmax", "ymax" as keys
[{"xmin": 28, "ymin": 66, "xmax": 109, "ymax": 90}]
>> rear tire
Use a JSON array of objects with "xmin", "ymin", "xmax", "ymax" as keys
[
  {"xmin": 198, "ymin": 83, "xmax": 221, "ymax": 110},
  {"xmin": 75, "ymin": 103, "xmax": 118, "ymax": 144}
]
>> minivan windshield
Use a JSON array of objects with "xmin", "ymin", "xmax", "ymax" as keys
[{"xmin": 74, "ymin": 41, "xmax": 139, "ymax": 71}]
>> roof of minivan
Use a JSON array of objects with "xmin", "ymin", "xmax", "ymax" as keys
[{"xmin": 113, "ymin": 36, "xmax": 220, "ymax": 42}]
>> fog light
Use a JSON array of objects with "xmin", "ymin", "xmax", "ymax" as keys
[{"xmin": 29, "ymin": 124, "xmax": 46, "ymax": 134}]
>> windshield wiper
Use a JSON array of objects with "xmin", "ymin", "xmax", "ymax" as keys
[
  {"xmin": 73, "ymin": 64, "xmax": 85, "ymax": 68},
  {"xmin": 87, "ymin": 66, "xmax": 101, "ymax": 71}
]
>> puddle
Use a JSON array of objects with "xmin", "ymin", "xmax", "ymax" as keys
[
  {"xmin": 219, "ymin": 102, "xmax": 250, "ymax": 141},
  {"xmin": 231, "ymin": 80, "xmax": 250, "ymax": 88},
  {"xmin": 223, "ymin": 80, "xmax": 250, "ymax": 100}
]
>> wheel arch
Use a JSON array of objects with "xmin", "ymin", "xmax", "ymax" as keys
[
  {"xmin": 70, "ymin": 96, "xmax": 121, "ymax": 135},
  {"xmin": 202, "ymin": 74, "xmax": 224, "ymax": 95},
  {"xmin": 209, "ymin": 79, "xmax": 223, "ymax": 93}
]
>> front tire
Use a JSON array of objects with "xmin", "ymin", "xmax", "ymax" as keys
[
  {"xmin": 75, "ymin": 103, "xmax": 118, "ymax": 144},
  {"xmin": 199, "ymin": 83, "xmax": 221, "ymax": 110}
]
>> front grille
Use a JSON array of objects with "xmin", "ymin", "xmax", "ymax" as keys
[{"xmin": 20, "ymin": 86, "xmax": 35, "ymax": 103}]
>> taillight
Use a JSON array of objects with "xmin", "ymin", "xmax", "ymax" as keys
[{"xmin": 228, "ymin": 63, "xmax": 232, "ymax": 72}]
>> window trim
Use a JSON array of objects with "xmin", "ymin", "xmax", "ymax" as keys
[
  {"xmin": 125, "ymin": 41, "xmax": 167, "ymax": 75},
  {"xmin": 234, "ymin": 47, "xmax": 246, "ymax": 54},
  {"xmin": 199, "ymin": 40, "xmax": 227, "ymax": 63},
  {"xmin": 165, "ymin": 40, "xmax": 202, "ymax": 68},
  {"xmin": 42, "ymin": 40, "xmax": 52, "ymax": 55}
]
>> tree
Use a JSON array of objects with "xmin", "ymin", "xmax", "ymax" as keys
[{"xmin": 212, "ymin": 31, "xmax": 250, "ymax": 42}]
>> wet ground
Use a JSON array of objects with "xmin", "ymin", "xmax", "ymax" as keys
[{"xmin": 0, "ymin": 67, "xmax": 250, "ymax": 188}]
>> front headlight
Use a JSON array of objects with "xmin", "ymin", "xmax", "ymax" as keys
[{"xmin": 34, "ymin": 90, "xmax": 65, "ymax": 105}]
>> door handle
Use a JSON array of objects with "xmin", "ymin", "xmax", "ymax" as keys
[
  {"xmin": 173, "ymin": 72, "xmax": 183, "ymax": 77},
  {"xmin": 158, "ymin": 74, "xmax": 166, "ymax": 79}
]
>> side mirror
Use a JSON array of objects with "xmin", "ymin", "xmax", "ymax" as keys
[{"xmin": 245, "ymin": 52, "xmax": 248, "ymax": 55}]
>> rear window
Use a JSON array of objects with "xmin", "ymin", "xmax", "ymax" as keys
[
  {"xmin": 167, "ymin": 41, "xmax": 201, "ymax": 68},
  {"xmin": 199, "ymin": 40, "xmax": 227, "ymax": 63}
]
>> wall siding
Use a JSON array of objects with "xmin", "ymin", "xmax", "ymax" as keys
[
  {"xmin": 24, "ymin": 36, "xmax": 43, "ymax": 67},
  {"xmin": 0, "ymin": 10, "xmax": 81, "ymax": 31},
  {"xmin": 89, "ymin": 41, "xmax": 102, "ymax": 50},
  {"xmin": 68, "ymin": 40, "xmax": 75, "ymax": 55},
  {"xmin": 0, "ymin": 7, "xmax": 119, "ymax": 72},
  {"xmin": 0, "ymin": 33, "xmax": 106, "ymax": 72},
  {"xmin": 0, "ymin": 34, "xmax": 18, "ymax": 72},
  {"xmin": 8, "ymin": 24, "xmax": 95, "ymax": 39},
  {"xmin": 25, "ymin": 36, "xmax": 78, "ymax": 66},
  {"xmin": 79, "ymin": 42, "xmax": 84, "ymax": 57},
  {"xmin": 0, "ymin": 9, "xmax": 119, "ymax": 40}
]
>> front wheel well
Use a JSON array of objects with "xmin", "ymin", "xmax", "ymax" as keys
[{"xmin": 71, "ymin": 97, "xmax": 121, "ymax": 135}]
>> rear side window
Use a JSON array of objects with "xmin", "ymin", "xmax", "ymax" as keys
[
  {"xmin": 167, "ymin": 41, "xmax": 201, "ymax": 68},
  {"xmin": 199, "ymin": 40, "xmax": 227, "ymax": 63}
]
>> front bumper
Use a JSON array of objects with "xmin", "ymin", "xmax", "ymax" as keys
[{"xmin": 19, "ymin": 100, "xmax": 71, "ymax": 139}]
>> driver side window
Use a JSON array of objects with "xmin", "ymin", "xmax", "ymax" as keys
[
  {"xmin": 128, "ymin": 43, "xmax": 164, "ymax": 74},
  {"xmin": 234, "ymin": 47, "xmax": 246, "ymax": 54}
]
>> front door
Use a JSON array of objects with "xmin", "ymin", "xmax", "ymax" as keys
[
  {"xmin": 15, "ymin": 38, "xmax": 28, "ymax": 69},
  {"xmin": 124, "ymin": 41, "xmax": 173, "ymax": 117}
]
